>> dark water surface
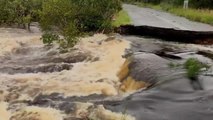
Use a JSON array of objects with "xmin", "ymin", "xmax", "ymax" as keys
[{"xmin": 104, "ymin": 36, "xmax": 213, "ymax": 120}]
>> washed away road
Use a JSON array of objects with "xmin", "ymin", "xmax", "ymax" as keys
[
  {"xmin": 0, "ymin": 4, "xmax": 213, "ymax": 120},
  {"xmin": 123, "ymin": 4, "xmax": 213, "ymax": 31},
  {"xmin": 104, "ymin": 4, "xmax": 213, "ymax": 120}
]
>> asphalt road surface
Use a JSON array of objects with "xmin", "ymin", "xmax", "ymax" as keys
[{"xmin": 123, "ymin": 4, "xmax": 213, "ymax": 31}]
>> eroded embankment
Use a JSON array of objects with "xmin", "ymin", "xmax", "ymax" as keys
[
  {"xmin": 117, "ymin": 58, "xmax": 149, "ymax": 92},
  {"xmin": 103, "ymin": 36, "xmax": 213, "ymax": 120},
  {"xmin": 105, "ymin": 53, "xmax": 213, "ymax": 120},
  {"xmin": 0, "ymin": 28, "xmax": 137, "ymax": 120},
  {"xmin": 116, "ymin": 25, "xmax": 213, "ymax": 44}
]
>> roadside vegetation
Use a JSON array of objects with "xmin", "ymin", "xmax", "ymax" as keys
[
  {"xmin": 122, "ymin": 0, "xmax": 213, "ymax": 25},
  {"xmin": 0, "ymin": 0, "xmax": 42, "ymax": 30},
  {"xmin": 113, "ymin": 10, "xmax": 131, "ymax": 27},
  {"xmin": 0, "ymin": 0, "xmax": 122, "ymax": 48},
  {"xmin": 40, "ymin": 0, "xmax": 122, "ymax": 48}
]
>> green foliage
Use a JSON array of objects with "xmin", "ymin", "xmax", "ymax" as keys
[
  {"xmin": 39, "ymin": 0, "xmax": 122, "ymax": 48},
  {"xmin": 0, "ymin": 0, "xmax": 42, "ymax": 29},
  {"xmin": 113, "ymin": 10, "xmax": 131, "ymax": 27},
  {"xmin": 123, "ymin": 0, "xmax": 213, "ymax": 9},
  {"xmin": 189, "ymin": 0, "xmax": 213, "ymax": 9},
  {"xmin": 184, "ymin": 58, "xmax": 209, "ymax": 80},
  {"xmin": 0, "ymin": 0, "xmax": 121, "ymax": 48},
  {"xmin": 168, "ymin": 8, "xmax": 213, "ymax": 25},
  {"xmin": 133, "ymin": 2, "xmax": 213, "ymax": 25},
  {"xmin": 41, "ymin": 33, "xmax": 59, "ymax": 45}
]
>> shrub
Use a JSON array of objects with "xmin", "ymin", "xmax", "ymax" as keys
[
  {"xmin": 0, "ymin": 0, "xmax": 42, "ymax": 30},
  {"xmin": 0, "ymin": 0, "xmax": 122, "ymax": 48},
  {"xmin": 40, "ymin": 0, "xmax": 122, "ymax": 48},
  {"xmin": 184, "ymin": 58, "xmax": 209, "ymax": 80}
]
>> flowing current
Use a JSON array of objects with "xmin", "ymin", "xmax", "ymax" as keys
[
  {"xmin": 0, "ymin": 27, "xmax": 138, "ymax": 120},
  {"xmin": 0, "ymin": 27, "xmax": 213, "ymax": 120}
]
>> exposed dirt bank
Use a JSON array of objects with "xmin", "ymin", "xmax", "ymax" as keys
[{"xmin": 116, "ymin": 25, "xmax": 213, "ymax": 44}]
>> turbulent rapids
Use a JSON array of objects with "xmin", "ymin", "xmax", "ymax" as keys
[
  {"xmin": 0, "ymin": 27, "xmax": 137, "ymax": 120},
  {"xmin": 0, "ymin": 27, "xmax": 213, "ymax": 120}
]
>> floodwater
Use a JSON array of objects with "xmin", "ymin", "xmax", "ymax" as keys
[
  {"xmin": 105, "ymin": 36, "xmax": 213, "ymax": 120},
  {"xmin": 0, "ymin": 27, "xmax": 213, "ymax": 120},
  {"xmin": 0, "ymin": 28, "xmax": 136, "ymax": 120}
]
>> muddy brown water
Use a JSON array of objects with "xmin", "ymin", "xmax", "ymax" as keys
[
  {"xmin": 0, "ymin": 45, "xmax": 89, "ymax": 74},
  {"xmin": 0, "ymin": 28, "xmax": 135, "ymax": 120},
  {"xmin": 0, "ymin": 28, "xmax": 213, "ymax": 120}
]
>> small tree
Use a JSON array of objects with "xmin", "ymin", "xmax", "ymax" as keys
[
  {"xmin": 40, "ymin": 0, "xmax": 122, "ymax": 48},
  {"xmin": 0, "ymin": 0, "xmax": 42, "ymax": 30}
]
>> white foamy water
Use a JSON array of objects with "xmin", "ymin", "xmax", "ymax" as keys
[
  {"xmin": 0, "ymin": 28, "xmax": 134, "ymax": 120},
  {"xmin": 0, "ymin": 33, "xmax": 130, "ymax": 99},
  {"xmin": 0, "ymin": 28, "xmax": 42, "ymax": 56}
]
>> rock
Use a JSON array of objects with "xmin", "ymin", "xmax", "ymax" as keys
[
  {"xmin": 104, "ymin": 52, "xmax": 213, "ymax": 120},
  {"xmin": 118, "ymin": 53, "xmax": 171, "ymax": 92}
]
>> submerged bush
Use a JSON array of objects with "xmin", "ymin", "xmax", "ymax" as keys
[{"xmin": 184, "ymin": 58, "xmax": 209, "ymax": 80}]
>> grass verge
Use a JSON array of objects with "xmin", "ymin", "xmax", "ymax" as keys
[
  {"xmin": 113, "ymin": 10, "xmax": 131, "ymax": 27},
  {"xmin": 133, "ymin": 2, "xmax": 213, "ymax": 25}
]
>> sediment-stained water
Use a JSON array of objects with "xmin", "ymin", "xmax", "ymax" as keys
[
  {"xmin": 0, "ymin": 28, "xmax": 212, "ymax": 120},
  {"xmin": 0, "ymin": 34, "xmax": 130, "ymax": 98},
  {"xmin": 0, "ymin": 102, "xmax": 10, "ymax": 120},
  {"xmin": 0, "ymin": 28, "xmax": 136, "ymax": 120}
]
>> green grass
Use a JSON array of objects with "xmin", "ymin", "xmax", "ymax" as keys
[
  {"xmin": 133, "ymin": 2, "xmax": 213, "ymax": 25},
  {"xmin": 184, "ymin": 58, "xmax": 209, "ymax": 80},
  {"xmin": 170, "ymin": 8, "xmax": 213, "ymax": 25},
  {"xmin": 112, "ymin": 10, "xmax": 131, "ymax": 27},
  {"xmin": 168, "ymin": 58, "xmax": 209, "ymax": 80}
]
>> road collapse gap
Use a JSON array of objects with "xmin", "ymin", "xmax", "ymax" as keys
[{"xmin": 116, "ymin": 25, "xmax": 213, "ymax": 44}]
